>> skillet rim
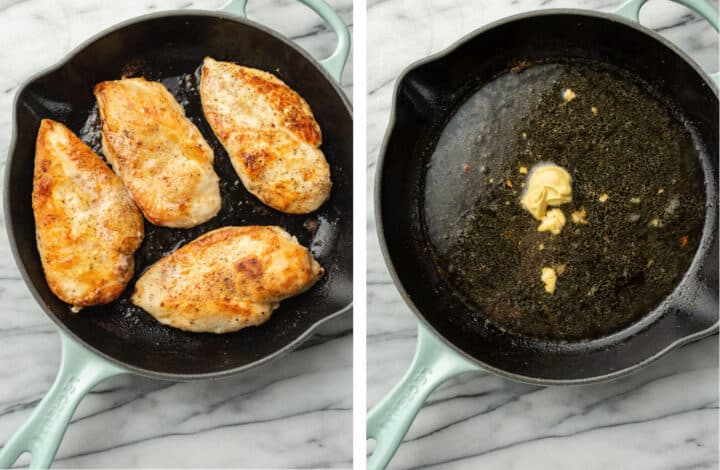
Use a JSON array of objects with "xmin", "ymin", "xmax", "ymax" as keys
[
  {"xmin": 374, "ymin": 7, "xmax": 719, "ymax": 386},
  {"xmin": 4, "ymin": 9, "xmax": 353, "ymax": 381}
]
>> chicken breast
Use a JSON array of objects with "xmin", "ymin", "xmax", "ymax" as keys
[
  {"xmin": 131, "ymin": 226, "xmax": 323, "ymax": 333},
  {"xmin": 95, "ymin": 77, "xmax": 221, "ymax": 228},
  {"xmin": 32, "ymin": 119, "xmax": 144, "ymax": 311},
  {"xmin": 200, "ymin": 57, "xmax": 331, "ymax": 214}
]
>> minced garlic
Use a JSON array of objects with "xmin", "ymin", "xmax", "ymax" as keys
[{"xmin": 571, "ymin": 207, "xmax": 588, "ymax": 224}]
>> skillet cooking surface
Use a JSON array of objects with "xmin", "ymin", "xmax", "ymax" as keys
[
  {"xmin": 378, "ymin": 12, "xmax": 717, "ymax": 382},
  {"xmin": 7, "ymin": 13, "xmax": 353, "ymax": 377},
  {"xmin": 423, "ymin": 59, "xmax": 706, "ymax": 341}
]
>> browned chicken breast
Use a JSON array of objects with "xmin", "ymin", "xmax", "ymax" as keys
[
  {"xmin": 32, "ymin": 119, "xmax": 144, "ymax": 311},
  {"xmin": 199, "ymin": 57, "xmax": 331, "ymax": 214},
  {"xmin": 95, "ymin": 77, "xmax": 221, "ymax": 228},
  {"xmin": 131, "ymin": 226, "xmax": 323, "ymax": 333}
]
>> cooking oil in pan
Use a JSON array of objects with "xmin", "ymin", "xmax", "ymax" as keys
[{"xmin": 423, "ymin": 60, "xmax": 706, "ymax": 340}]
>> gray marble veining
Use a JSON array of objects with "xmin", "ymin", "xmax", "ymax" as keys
[
  {"xmin": 367, "ymin": 0, "xmax": 718, "ymax": 469},
  {"xmin": 0, "ymin": 0, "xmax": 352, "ymax": 467}
]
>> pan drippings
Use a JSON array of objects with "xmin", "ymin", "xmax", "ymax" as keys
[{"xmin": 423, "ymin": 60, "xmax": 706, "ymax": 340}]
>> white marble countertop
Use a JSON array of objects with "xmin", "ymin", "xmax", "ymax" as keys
[
  {"xmin": 367, "ymin": 0, "xmax": 718, "ymax": 469},
  {"xmin": 0, "ymin": 0, "xmax": 352, "ymax": 468}
]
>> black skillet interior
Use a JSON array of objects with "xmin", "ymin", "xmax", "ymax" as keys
[
  {"xmin": 7, "ymin": 12, "xmax": 352, "ymax": 378},
  {"xmin": 379, "ymin": 12, "xmax": 718, "ymax": 382}
]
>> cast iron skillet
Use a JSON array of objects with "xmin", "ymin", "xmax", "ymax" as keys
[
  {"xmin": 0, "ymin": 0, "xmax": 352, "ymax": 468},
  {"xmin": 367, "ymin": 0, "xmax": 717, "ymax": 468}
]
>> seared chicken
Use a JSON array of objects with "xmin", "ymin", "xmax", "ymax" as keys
[
  {"xmin": 200, "ymin": 57, "xmax": 331, "ymax": 214},
  {"xmin": 131, "ymin": 226, "xmax": 323, "ymax": 333},
  {"xmin": 95, "ymin": 77, "xmax": 221, "ymax": 228},
  {"xmin": 32, "ymin": 119, "xmax": 144, "ymax": 311}
]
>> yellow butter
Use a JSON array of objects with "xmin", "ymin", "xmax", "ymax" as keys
[
  {"xmin": 520, "ymin": 164, "xmax": 573, "ymax": 220},
  {"xmin": 541, "ymin": 267, "xmax": 557, "ymax": 294},
  {"xmin": 537, "ymin": 208, "xmax": 566, "ymax": 235}
]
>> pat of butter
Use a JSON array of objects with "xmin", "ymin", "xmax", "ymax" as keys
[
  {"xmin": 537, "ymin": 208, "xmax": 566, "ymax": 235},
  {"xmin": 520, "ymin": 164, "xmax": 572, "ymax": 220},
  {"xmin": 541, "ymin": 267, "xmax": 557, "ymax": 294}
]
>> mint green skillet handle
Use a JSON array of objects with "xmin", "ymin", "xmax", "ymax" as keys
[
  {"xmin": 615, "ymin": 0, "xmax": 719, "ymax": 86},
  {"xmin": 366, "ymin": 323, "xmax": 481, "ymax": 470},
  {"xmin": 0, "ymin": 332, "xmax": 124, "ymax": 469},
  {"xmin": 220, "ymin": 0, "xmax": 351, "ymax": 83}
]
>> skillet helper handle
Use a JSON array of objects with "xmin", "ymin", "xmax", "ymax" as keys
[
  {"xmin": 615, "ymin": 0, "xmax": 719, "ymax": 85},
  {"xmin": 366, "ymin": 323, "xmax": 481, "ymax": 470},
  {"xmin": 0, "ymin": 333, "xmax": 124, "ymax": 469},
  {"xmin": 220, "ymin": 0, "xmax": 351, "ymax": 83}
]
